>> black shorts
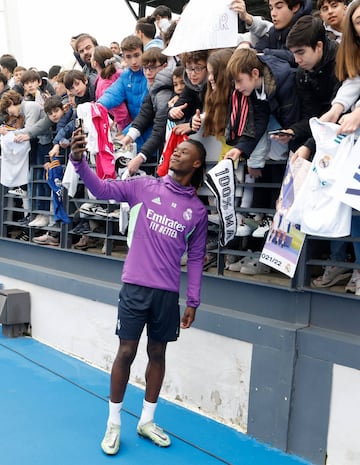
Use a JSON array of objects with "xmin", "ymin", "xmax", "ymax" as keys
[{"xmin": 116, "ymin": 283, "xmax": 180, "ymax": 342}]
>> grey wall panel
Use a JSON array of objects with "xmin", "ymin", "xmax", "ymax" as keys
[
  {"xmin": 247, "ymin": 340, "xmax": 297, "ymax": 450},
  {"xmin": 287, "ymin": 354, "xmax": 332, "ymax": 465}
]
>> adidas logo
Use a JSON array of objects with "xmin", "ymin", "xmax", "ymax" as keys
[{"xmin": 152, "ymin": 197, "xmax": 161, "ymax": 205}]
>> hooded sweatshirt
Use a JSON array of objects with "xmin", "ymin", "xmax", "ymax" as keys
[{"xmin": 71, "ymin": 157, "xmax": 208, "ymax": 308}]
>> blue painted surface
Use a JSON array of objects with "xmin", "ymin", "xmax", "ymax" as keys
[{"xmin": 0, "ymin": 333, "xmax": 314, "ymax": 465}]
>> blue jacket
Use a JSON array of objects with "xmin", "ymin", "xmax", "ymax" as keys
[{"xmin": 97, "ymin": 68, "xmax": 148, "ymax": 121}]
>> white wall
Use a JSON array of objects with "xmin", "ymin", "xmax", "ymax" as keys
[
  {"xmin": 327, "ymin": 364, "xmax": 360, "ymax": 465},
  {"xmin": 0, "ymin": 274, "xmax": 252, "ymax": 432}
]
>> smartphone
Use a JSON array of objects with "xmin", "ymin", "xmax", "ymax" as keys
[
  {"xmin": 75, "ymin": 118, "xmax": 84, "ymax": 132},
  {"xmin": 268, "ymin": 130, "xmax": 295, "ymax": 138}
]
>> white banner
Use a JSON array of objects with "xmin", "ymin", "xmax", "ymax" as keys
[
  {"xmin": 163, "ymin": 0, "xmax": 239, "ymax": 56},
  {"xmin": 260, "ymin": 155, "xmax": 309, "ymax": 278},
  {"xmin": 329, "ymin": 132, "xmax": 360, "ymax": 212}
]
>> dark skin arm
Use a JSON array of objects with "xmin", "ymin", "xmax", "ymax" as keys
[
  {"xmin": 72, "ymin": 130, "xmax": 198, "ymax": 330},
  {"xmin": 70, "ymin": 128, "xmax": 87, "ymax": 161}
]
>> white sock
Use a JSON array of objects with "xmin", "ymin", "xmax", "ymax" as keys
[
  {"xmin": 108, "ymin": 400, "xmax": 122, "ymax": 427},
  {"xmin": 138, "ymin": 399, "xmax": 157, "ymax": 427}
]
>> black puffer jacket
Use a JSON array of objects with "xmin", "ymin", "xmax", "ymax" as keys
[{"xmin": 290, "ymin": 37, "xmax": 341, "ymax": 155}]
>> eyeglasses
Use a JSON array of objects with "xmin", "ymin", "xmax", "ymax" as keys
[
  {"xmin": 143, "ymin": 64, "xmax": 163, "ymax": 72},
  {"xmin": 185, "ymin": 66, "xmax": 206, "ymax": 75}
]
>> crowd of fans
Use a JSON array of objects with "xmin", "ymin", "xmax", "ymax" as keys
[{"xmin": 0, "ymin": 1, "xmax": 360, "ymax": 294}]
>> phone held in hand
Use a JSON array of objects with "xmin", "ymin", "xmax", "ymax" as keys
[{"xmin": 75, "ymin": 118, "xmax": 84, "ymax": 132}]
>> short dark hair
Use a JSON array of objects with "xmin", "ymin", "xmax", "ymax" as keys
[
  {"xmin": 75, "ymin": 34, "xmax": 98, "ymax": 52},
  {"xmin": 48, "ymin": 65, "xmax": 62, "ymax": 80},
  {"xmin": 64, "ymin": 70, "xmax": 87, "ymax": 90},
  {"xmin": 136, "ymin": 16, "xmax": 156, "ymax": 39},
  {"xmin": 121, "ymin": 35, "xmax": 143, "ymax": 52},
  {"xmin": 44, "ymin": 95, "xmax": 63, "ymax": 114},
  {"xmin": 152, "ymin": 5, "xmax": 172, "ymax": 19},
  {"xmin": 172, "ymin": 66, "xmax": 184, "ymax": 79},
  {"xmin": 187, "ymin": 139, "xmax": 207, "ymax": 189},
  {"xmin": 141, "ymin": 47, "xmax": 167, "ymax": 66},
  {"xmin": 317, "ymin": 0, "xmax": 347, "ymax": 10},
  {"xmin": 21, "ymin": 69, "xmax": 42, "ymax": 85},
  {"xmin": 226, "ymin": 48, "xmax": 264, "ymax": 78},
  {"xmin": 0, "ymin": 54, "xmax": 18, "ymax": 73},
  {"xmin": 0, "ymin": 89, "xmax": 22, "ymax": 114},
  {"xmin": 286, "ymin": 15, "xmax": 326, "ymax": 49},
  {"xmin": 182, "ymin": 50, "xmax": 209, "ymax": 66}
]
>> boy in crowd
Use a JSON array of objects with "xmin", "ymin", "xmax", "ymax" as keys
[
  {"xmin": 98, "ymin": 35, "xmax": 149, "ymax": 148},
  {"xmin": 317, "ymin": 0, "xmax": 347, "ymax": 42},
  {"xmin": 282, "ymin": 15, "xmax": 350, "ymax": 289},
  {"xmin": 64, "ymin": 69, "xmax": 96, "ymax": 105},
  {"xmin": 31, "ymin": 95, "xmax": 70, "ymax": 246},
  {"xmin": 275, "ymin": 15, "xmax": 341, "ymax": 159},
  {"xmin": 21, "ymin": 69, "xmax": 51, "ymax": 105},
  {"xmin": 119, "ymin": 47, "xmax": 173, "ymax": 175},
  {"xmin": 168, "ymin": 50, "xmax": 209, "ymax": 134},
  {"xmin": 13, "ymin": 66, "xmax": 26, "ymax": 87}
]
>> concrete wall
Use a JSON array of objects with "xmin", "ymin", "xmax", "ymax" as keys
[{"xmin": 0, "ymin": 274, "xmax": 252, "ymax": 433}]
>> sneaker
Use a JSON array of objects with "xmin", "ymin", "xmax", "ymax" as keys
[
  {"xmin": 15, "ymin": 230, "xmax": 29, "ymax": 241},
  {"xmin": 345, "ymin": 269, "xmax": 360, "ymax": 294},
  {"xmin": 236, "ymin": 223, "xmax": 252, "ymax": 237},
  {"xmin": 8, "ymin": 187, "xmax": 27, "ymax": 197},
  {"xmin": 228, "ymin": 253, "xmax": 255, "ymax": 272},
  {"xmin": 252, "ymin": 216, "xmax": 273, "ymax": 238},
  {"xmin": 101, "ymin": 423, "xmax": 120, "ymax": 455},
  {"xmin": 235, "ymin": 214, "xmax": 252, "ymax": 237},
  {"xmin": 93, "ymin": 206, "xmax": 109, "ymax": 217},
  {"xmin": 312, "ymin": 266, "xmax": 352, "ymax": 288},
  {"xmin": 18, "ymin": 214, "xmax": 32, "ymax": 226},
  {"xmin": 240, "ymin": 257, "xmax": 271, "ymax": 275},
  {"xmin": 208, "ymin": 213, "xmax": 220, "ymax": 225},
  {"xmin": 80, "ymin": 203, "xmax": 96, "ymax": 215},
  {"xmin": 32, "ymin": 232, "xmax": 59, "ymax": 246},
  {"xmin": 28, "ymin": 214, "xmax": 49, "ymax": 227},
  {"xmin": 137, "ymin": 421, "xmax": 171, "ymax": 447},
  {"xmin": 74, "ymin": 235, "xmax": 97, "ymax": 250},
  {"xmin": 72, "ymin": 221, "xmax": 91, "ymax": 234}
]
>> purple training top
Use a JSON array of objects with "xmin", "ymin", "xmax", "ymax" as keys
[{"xmin": 72, "ymin": 157, "xmax": 208, "ymax": 308}]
